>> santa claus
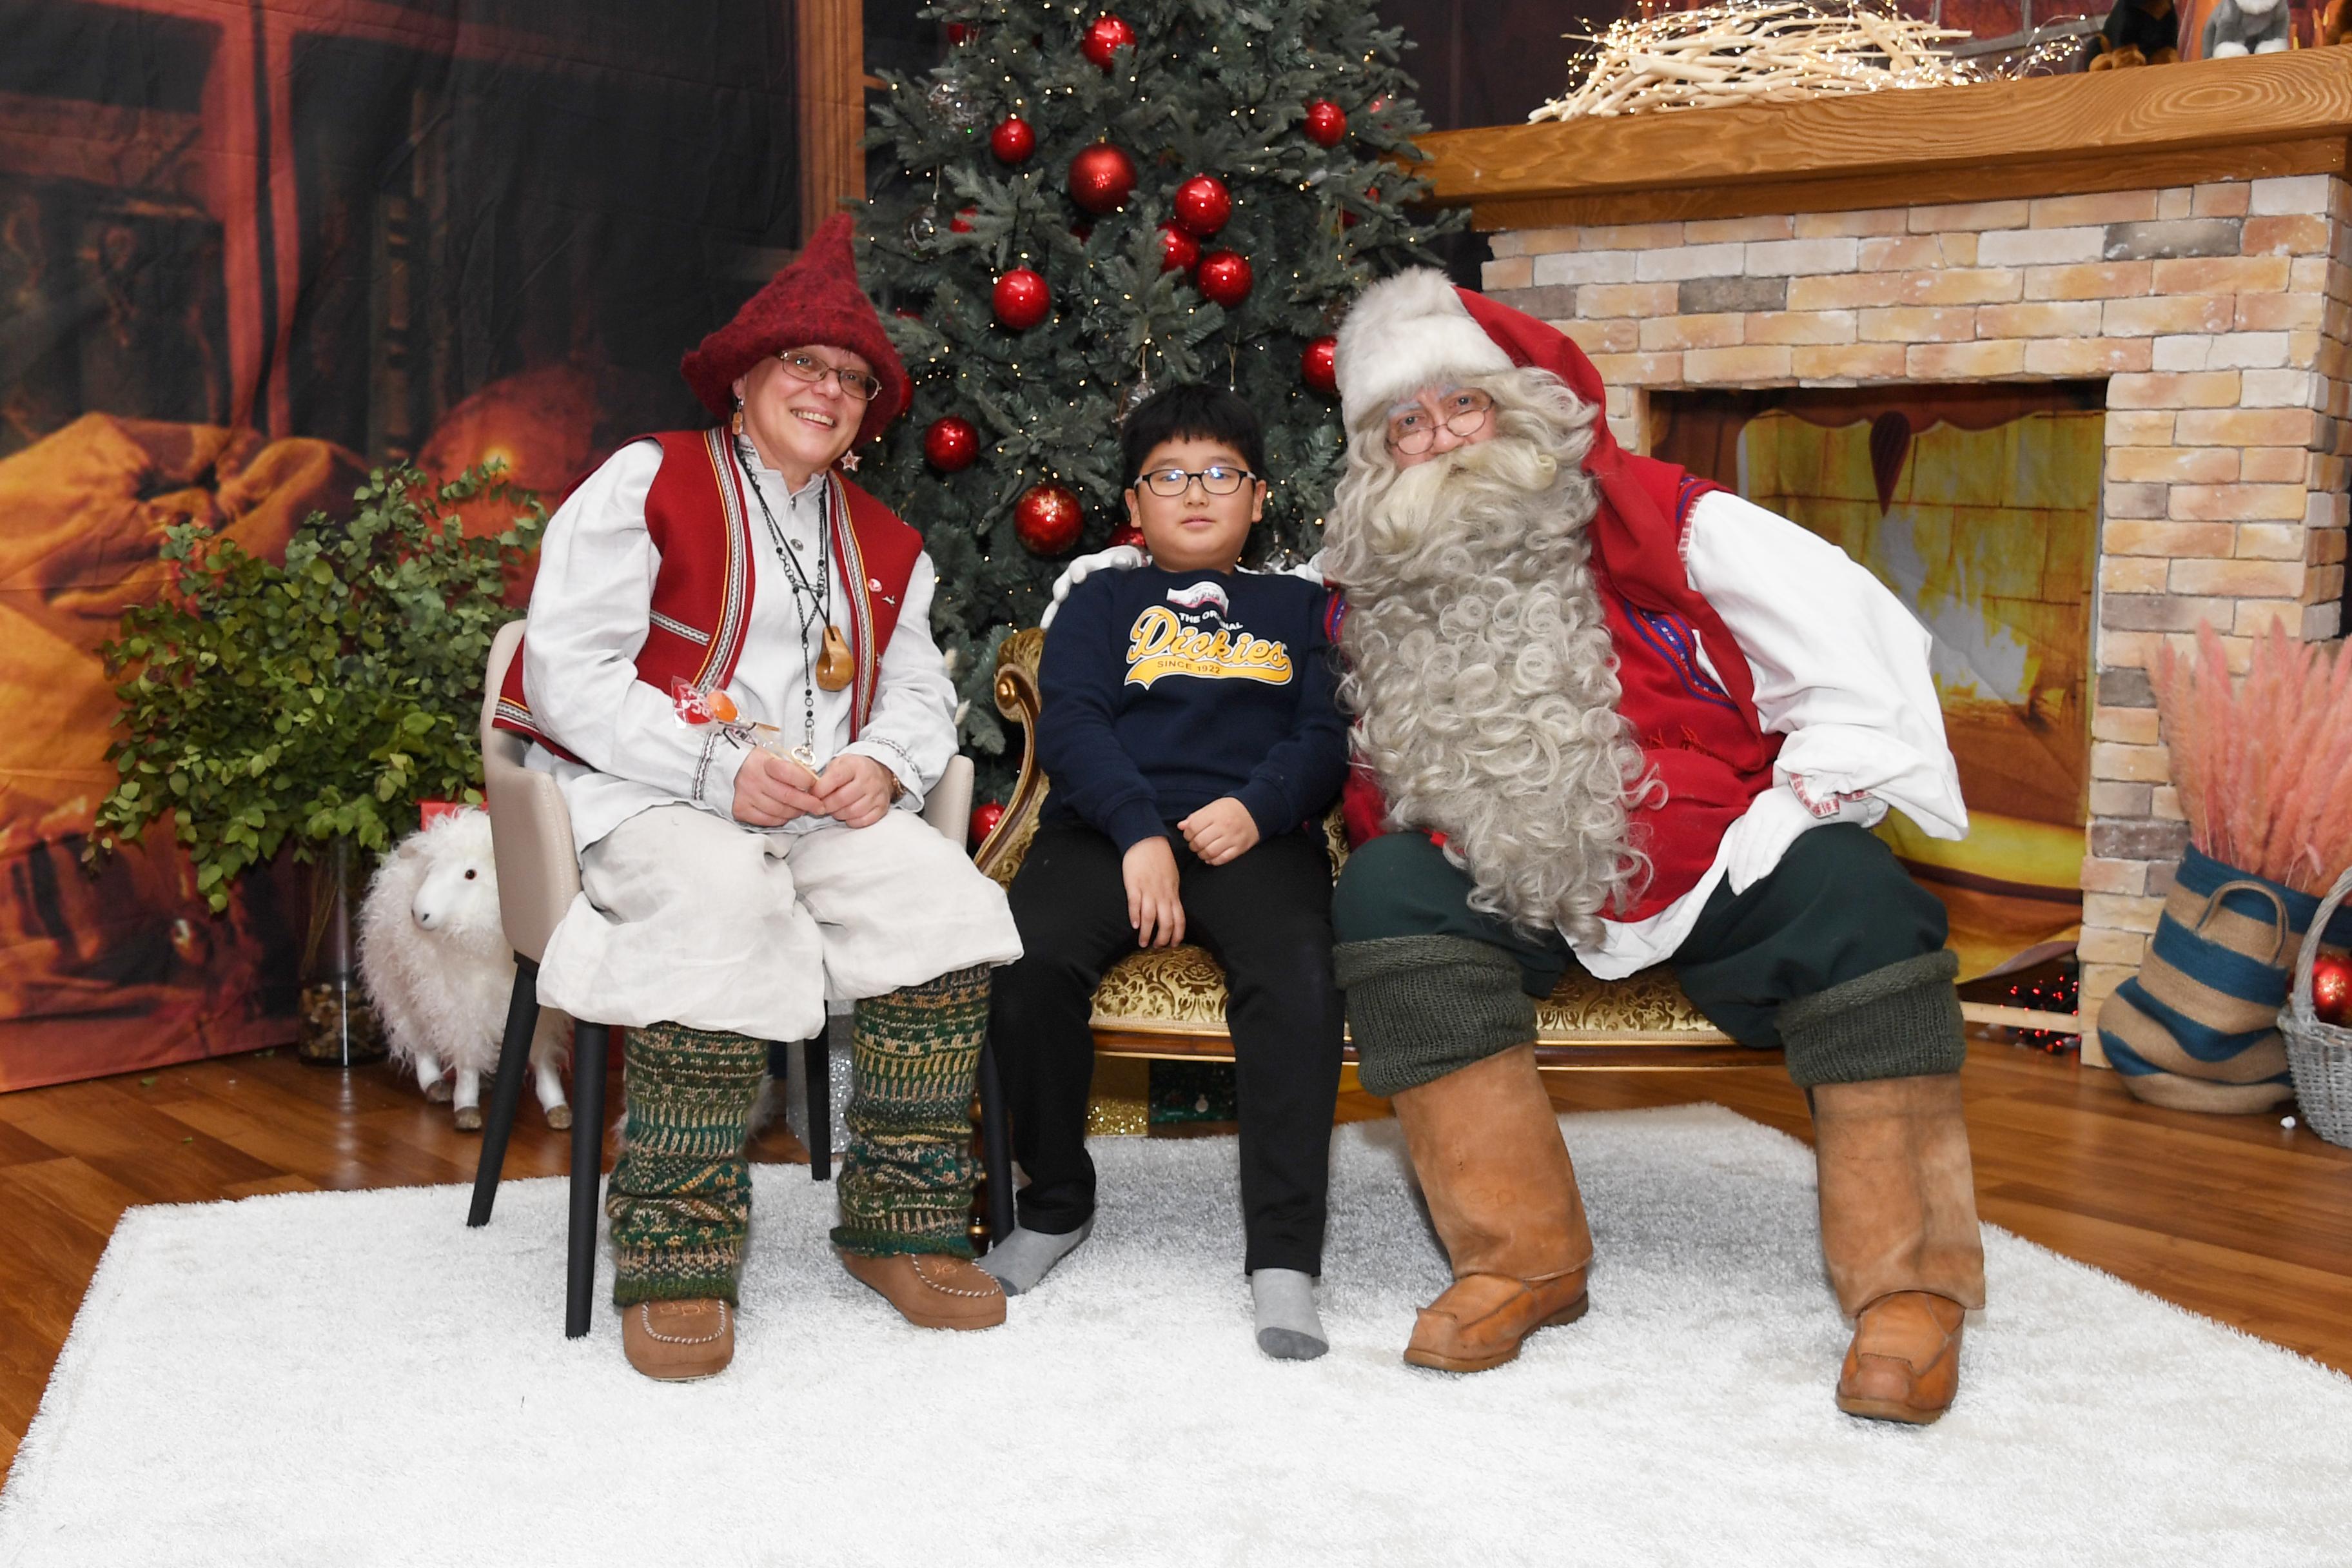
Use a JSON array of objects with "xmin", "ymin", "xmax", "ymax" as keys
[{"xmin": 1058, "ymin": 270, "xmax": 1983, "ymax": 1424}]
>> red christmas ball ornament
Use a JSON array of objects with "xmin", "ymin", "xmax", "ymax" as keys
[
  {"xmin": 1066, "ymin": 142, "xmax": 1138, "ymax": 214},
  {"xmin": 990, "ymin": 115, "xmax": 1037, "ymax": 164},
  {"xmin": 992, "ymin": 268, "xmax": 1051, "ymax": 330},
  {"xmin": 1015, "ymin": 482, "xmax": 1084, "ymax": 555},
  {"xmin": 1195, "ymin": 250, "xmax": 1253, "ymax": 308},
  {"xmin": 1081, "ymin": 13, "xmax": 1136, "ymax": 69},
  {"xmin": 1300, "ymin": 335, "xmax": 1338, "ymax": 395},
  {"xmin": 950, "ymin": 207, "xmax": 978, "ymax": 233},
  {"xmin": 2313, "ymin": 950, "xmax": 2352, "ymax": 1027},
  {"xmin": 1107, "ymin": 521, "xmax": 1146, "ymax": 551},
  {"xmin": 1302, "ymin": 99, "xmax": 1347, "ymax": 147},
  {"xmin": 923, "ymin": 415, "xmax": 979, "ymax": 472},
  {"xmin": 1156, "ymin": 222, "xmax": 1200, "ymax": 273},
  {"xmin": 946, "ymin": 20, "xmax": 979, "ymax": 44},
  {"xmin": 968, "ymin": 799, "xmax": 1006, "ymax": 848},
  {"xmin": 1173, "ymin": 173, "xmax": 1232, "ymax": 238}
]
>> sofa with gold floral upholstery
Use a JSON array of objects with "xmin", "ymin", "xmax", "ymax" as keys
[{"xmin": 971, "ymin": 629, "xmax": 1769, "ymax": 1071}]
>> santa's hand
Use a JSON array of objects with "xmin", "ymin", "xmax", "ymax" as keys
[
  {"xmin": 1040, "ymin": 544, "xmax": 1146, "ymax": 629},
  {"xmin": 1720, "ymin": 783, "xmax": 1865, "ymax": 896}
]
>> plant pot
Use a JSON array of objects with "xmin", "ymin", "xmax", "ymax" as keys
[
  {"xmin": 2098, "ymin": 845, "xmax": 2352, "ymax": 1113},
  {"xmin": 297, "ymin": 836, "xmax": 386, "ymax": 1068}
]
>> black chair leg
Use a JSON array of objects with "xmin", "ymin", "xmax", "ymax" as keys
[
  {"xmin": 565, "ymin": 1021, "xmax": 611, "ymax": 1339},
  {"xmin": 466, "ymin": 957, "xmax": 541, "ymax": 1228},
  {"xmin": 977, "ymin": 1039, "xmax": 1015, "ymax": 1245},
  {"xmin": 805, "ymin": 1030, "xmax": 832, "ymax": 1181}
]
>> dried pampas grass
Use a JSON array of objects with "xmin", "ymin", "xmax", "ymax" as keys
[{"xmin": 2154, "ymin": 623, "xmax": 2352, "ymax": 893}]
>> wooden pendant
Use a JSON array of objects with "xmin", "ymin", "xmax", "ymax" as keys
[{"xmin": 816, "ymin": 623, "xmax": 854, "ymax": 691}]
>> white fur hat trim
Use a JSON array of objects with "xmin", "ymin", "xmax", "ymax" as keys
[{"xmin": 1333, "ymin": 267, "xmax": 1513, "ymax": 430}]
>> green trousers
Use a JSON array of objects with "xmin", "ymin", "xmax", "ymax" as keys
[
  {"xmin": 1330, "ymin": 825, "xmax": 1964, "ymax": 1095},
  {"xmin": 607, "ymin": 964, "xmax": 992, "ymax": 1306}
]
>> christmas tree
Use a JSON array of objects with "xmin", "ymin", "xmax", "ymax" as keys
[{"xmin": 857, "ymin": 0, "xmax": 1458, "ymax": 787}]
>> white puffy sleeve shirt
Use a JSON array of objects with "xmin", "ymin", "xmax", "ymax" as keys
[
  {"xmin": 1578, "ymin": 489, "xmax": 1968, "ymax": 977},
  {"xmin": 522, "ymin": 439, "xmax": 960, "ymax": 855}
]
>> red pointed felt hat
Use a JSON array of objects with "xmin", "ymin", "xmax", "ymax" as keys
[{"xmin": 679, "ymin": 213, "xmax": 910, "ymax": 447}]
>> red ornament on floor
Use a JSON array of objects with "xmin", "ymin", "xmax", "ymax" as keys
[
  {"xmin": 1196, "ymin": 250, "xmax": 1252, "ymax": 308},
  {"xmin": 924, "ymin": 416, "xmax": 979, "ymax": 472},
  {"xmin": 1081, "ymin": 13, "xmax": 1135, "ymax": 69},
  {"xmin": 1015, "ymin": 482, "xmax": 1084, "ymax": 554},
  {"xmin": 1302, "ymin": 99, "xmax": 1346, "ymax": 147},
  {"xmin": 1173, "ymin": 173, "xmax": 1231, "ymax": 237},
  {"xmin": 1067, "ymin": 142, "xmax": 1137, "ymax": 213},
  {"xmin": 1156, "ymin": 222, "xmax": 1200, "ymax": 273},
  {"xmin": 969, "ymin": 799, "xmax": 1006, "ymax": 849},
  {"xmin": 990, "ymin": 115, "xmax": 1036, "ymax": 164},
  {"xmin": 1300, "ymin": 335, "xmax": 1338, "ymax": 395},
  {"xmin": 992, "ymin": 268, "xmax": 1051, "ymax": 329},
  {"xmin": 2312, "ymin": 952, "xmax": 2351, "ymax": 1026}
]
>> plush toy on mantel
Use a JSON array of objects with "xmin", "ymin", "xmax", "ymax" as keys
[
  {"xmin": 358, "ymin": 807, "xmax": 572, "ymax": 1131},
  {"xmin": 2204, "ymin": 0, "xmax": 2292, "ymax": 55},
  {"xmin": 2083, "ymin": 0, "xmax": 2179, "ymax": 68}
]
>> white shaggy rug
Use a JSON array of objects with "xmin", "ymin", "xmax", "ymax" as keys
[{"xmin": 4, "ymin": 1105, "xmax": 2349, "ymax": 1567}]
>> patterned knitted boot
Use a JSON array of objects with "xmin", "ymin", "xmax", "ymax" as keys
[
  {"xmin": 605, "ymin": 1021, "xmax": 770, "ymax": 1308},
  {"xmin": 833, "ymin": 965, "xmax": 1006, "ymax": 1329}
]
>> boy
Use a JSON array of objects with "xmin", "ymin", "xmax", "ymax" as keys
[{"xmin": 981, "ymin": 385, "xmax": 1350, "ymax": 1358}]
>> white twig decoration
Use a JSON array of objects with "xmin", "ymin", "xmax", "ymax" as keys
[{"xmin": 1533, "ymin": 2, "xmax": 1997, "ymax": 121}]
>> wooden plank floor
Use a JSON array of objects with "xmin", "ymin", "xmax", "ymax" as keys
[{"xmin": 3, "ymin": 1038, "xmax": 2348, "ymax": 1485}]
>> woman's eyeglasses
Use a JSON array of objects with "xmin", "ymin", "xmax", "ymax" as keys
[
  {"xmin": 776, "ymin": 349, "xmax": 883, "ymax": 402},
  {"xmin": 1387, "ymin": 389, "xmax": 1494, "ymax": 455},
  {"xmin": 1135, "ymin": 464, "xmax": 1259, "ymax": 498}
]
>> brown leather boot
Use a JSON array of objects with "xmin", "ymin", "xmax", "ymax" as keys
[
  {"xmin": 837, "ymin": 1250, "xmax": 1008, "ymax": 1330},
  {"xmin": 620, "ymin": 1298, "xmax": 736, "ymax": 1381},
  {"xmin": 1391, "ymin": 1042, "xmax": 1592, "ymax": 1373},
  {"xmin": 1812, "ymin": 1073, "xmax": 1985, "ymax": 1424}
]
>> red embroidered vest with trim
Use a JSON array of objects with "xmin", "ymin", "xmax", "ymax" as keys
[
  {"xmin": 492, "ymin": 429, "xmax": 925, "ymax": 761},
  {"xmin": 1338, "ymin": 458, "xmax": 1781, "ymax": 925}
]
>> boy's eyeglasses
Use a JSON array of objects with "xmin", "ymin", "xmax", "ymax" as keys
[
  {"xmin": 1135, "ymin": 465, "xmax": 1259, "ymax": 498},
  {"xmin": 1387, "ymin": 389, "xmax": 1494, "ymax": 455},
  {"xmin": 775, "ymin": 349, "xmax": 883, "ymax": 402}
]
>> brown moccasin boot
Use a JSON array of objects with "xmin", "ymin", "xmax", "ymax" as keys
[
  {"xmin": 1393, "ymin": 1042, "xmax": 1594, "ymax": 1373},
  {"xmin": 838, "ymin": 1250, "xmax": 1008, "ymax": 1330},
  {"xmin": 1812, "ymin": 1073, "xmax": 1985, "ymax": 1425},
  {"xmin": 621, "ymin": 1297, "xmax": 736, "ymax": 1381},
  {"xmin": 1837, "ymin": 1289, "xmax": 1966, "ymax": 1424}
]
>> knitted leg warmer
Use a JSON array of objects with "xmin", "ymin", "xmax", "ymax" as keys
[
  {"xmin": 606, "ymin": 1021, "xmax": 770, "ymax": 1307},
  {"xmin": 832, "ymin": 964, "xmax": 992, "ymax": 1259}
]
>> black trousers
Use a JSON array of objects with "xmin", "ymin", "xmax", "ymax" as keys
[{"xmin": 989, "ymin": 821, "xmax": 1345, "ymax": 1275}]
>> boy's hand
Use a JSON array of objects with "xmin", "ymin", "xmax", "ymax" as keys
[
  {"xmin": 1179, "ymin": 798, "xmax": 1259, "ymax": 867},
  {"xmin": 733, "ymin": 749, "xmax": 825, "ymax": 827},
  {"xmin": 1122, "ymin": 836, "xmax": 1186, "ymax": 947},
  {"xmin": 812, "ymin": 754, "xmax": 897, "ymax": 829}
]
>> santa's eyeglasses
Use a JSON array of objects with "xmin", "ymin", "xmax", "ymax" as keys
[
  {"xmin": 1386, "ymin": 389, "xmax": 1494, "ymax": 455},
  {"xmin": 774, "ymin": 349, "xmax": 883, "ymax": 402},
  {"xmin": 1135, "ymin": 464, "xmax": 1259, "ymax": 497}
]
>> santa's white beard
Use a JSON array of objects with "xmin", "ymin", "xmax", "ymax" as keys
[{"xmin": 1328, "ymin": 429, "xmax": 1652, "ymax": 946}]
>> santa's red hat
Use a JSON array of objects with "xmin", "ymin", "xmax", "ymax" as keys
[
  {"xmin": 1333, "ymin": 268, "xmax": 1616, "ymax": 461},
  {"xmin": 679, "ymin": 213, "xmax": 910, "ymax": 448}
]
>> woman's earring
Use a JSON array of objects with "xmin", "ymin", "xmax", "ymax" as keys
[{"xmin": 730, "ymin": 397, "xmax": 745, "ymax": 436}]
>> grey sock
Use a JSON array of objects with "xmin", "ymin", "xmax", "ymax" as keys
[
  {"xmin": 1251, "ymin": 1268, "xmax": 1328, "ymax": 1360},
  {"xmin": 975, "ymin": 1220, "xmax": 1092, "ymax": 1296}
]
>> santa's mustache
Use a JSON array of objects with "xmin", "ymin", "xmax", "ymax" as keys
[{"xmin": 1345, "ymin": 430, "xmax": 1570, "ymax": 585}]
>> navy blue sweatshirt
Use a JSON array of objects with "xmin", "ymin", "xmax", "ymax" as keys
[{"xmin": 1038, "ymin": 565, "xmax": 1349, "ymax": 852}]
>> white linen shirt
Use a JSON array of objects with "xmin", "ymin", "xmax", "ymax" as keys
[
  {"xmin": 522, "ymin": 438, "xmax": 960, "ymax": 855},
  {"xmin": 1577, "ymin": 488, "xmax": 1968, "ymax": 977}
]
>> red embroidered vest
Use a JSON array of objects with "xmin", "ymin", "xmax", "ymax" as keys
[
  {"xmin": 493, "ymin": 428, "xmax": 925, "ymax": 760},
  {"xmin": 1339, "ymin": 457, "xmax": 1781, "ymax": 925}
]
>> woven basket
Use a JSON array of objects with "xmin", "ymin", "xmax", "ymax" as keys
[{"xmin": 2282, "ymin": 865, "xmax": 2352, "ymax": 1148}]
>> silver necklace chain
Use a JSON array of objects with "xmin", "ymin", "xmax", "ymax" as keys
[{"xmin": 733, "ymin": 435, "xmax": 830, "ymax": 764}]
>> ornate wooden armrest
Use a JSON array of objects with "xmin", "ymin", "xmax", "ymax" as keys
[{"xmin": 974, "ymin": 627, "xmax": 1048, "ymax": 886}]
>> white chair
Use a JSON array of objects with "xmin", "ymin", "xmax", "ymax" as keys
[{"xmin": 463, "ymin": 618, "xmax": 981, "ymax": 1337}]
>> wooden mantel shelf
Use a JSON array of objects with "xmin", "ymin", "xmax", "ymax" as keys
[{"xmin": 1416, "ymin": 50, "xmax": 2352, "ymax": 228}]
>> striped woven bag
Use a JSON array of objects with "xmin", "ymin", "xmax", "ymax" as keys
[{"xmin": 2100, "ymin": 845, "xmax": 2352, "ymax": 1113}]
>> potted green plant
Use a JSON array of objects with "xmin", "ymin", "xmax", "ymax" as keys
[{"xmin": 91, "ymin": 462, "xmax": 545, "ymax": 1066}]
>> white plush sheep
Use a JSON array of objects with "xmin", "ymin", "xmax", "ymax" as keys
[{"xmin": 358, "ymin": 807, "xmax": 571, "ymax": 1131}]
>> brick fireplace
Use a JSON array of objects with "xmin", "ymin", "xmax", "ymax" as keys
[{"xmin": 1418, "ymin": 53, "xmax": 2352, "ymax": 1057}]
